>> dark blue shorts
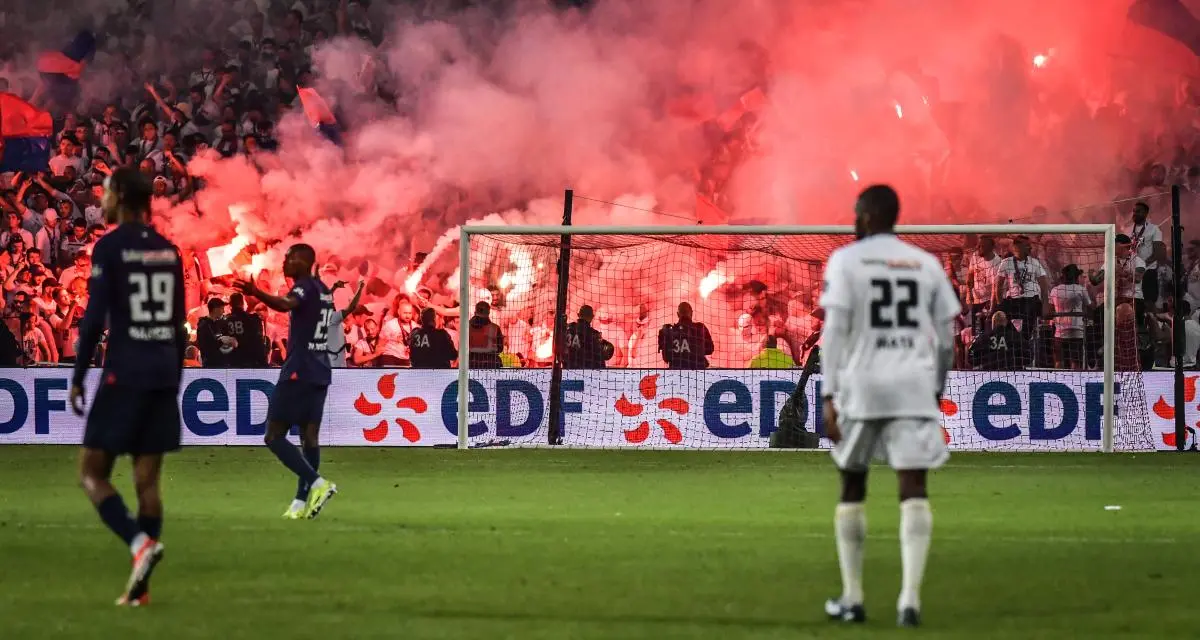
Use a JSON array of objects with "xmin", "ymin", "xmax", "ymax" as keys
[
  {"xmin": 84, "ymin": 385, "xmax": 182, "ymax": 455},
  {"xmin": 267, "ymin": 380, "xmax": 329, "ymax": 427}
]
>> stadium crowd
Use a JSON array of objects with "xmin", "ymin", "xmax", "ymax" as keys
[{"xmin": 2, "ymin": 0, "xmax": 1200, "ymax": 371}]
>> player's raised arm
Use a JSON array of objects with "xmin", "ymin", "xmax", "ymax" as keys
[
  {"xmin": 340, "ymin": 280, "xmax": 365, "ymax": 316},
  {"xmin": 235, "ymin": 278, "xmax": 301, "ymax": 312},
  {"xmin": 72, "ymin": 242, "xmax": 111, "ymax": 402}
]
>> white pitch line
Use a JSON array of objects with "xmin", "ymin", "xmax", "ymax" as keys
[{"xmin": 13, "ymin": 521, "xmax": 1178, "ymax": 546}]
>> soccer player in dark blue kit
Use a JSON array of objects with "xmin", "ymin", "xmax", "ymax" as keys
[
  {"xmin": 234, "ymin": 244, "xmax": 338, "ymax": 519},
  {"xmin": 69, "ymin": 168, "xmax": 186, "ymax": 607}
]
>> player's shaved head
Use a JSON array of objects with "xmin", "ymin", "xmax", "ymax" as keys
[
  {"xmin": 991, "ymin": 310, "xmax": 1008, "ymax": 327},
  {"xmin": 579, "ymin": 305, "xmax": 594, "ymax": 322},
  {"xmin": 283, "ymin": 243, "xmax": 317, "ymax": 279},
  {"xmin": 854, "ymin": 184, "xmax": 900, "ymax": 237},
  {"xmin": 288, "ymin": 243, "xmax": 316, "ymax": 265}
]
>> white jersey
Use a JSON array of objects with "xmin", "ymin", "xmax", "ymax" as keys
[
  {"xmin": 819, "ymin": 234, "xmax": 961, "ymax": 420},
  {"xmin": 967, "ymin": 253, "xmax": 1001, "ymax": 304},
  {"xmin": 995, "ymin": 256, "xmax": 1047, "ymax": 299},
  {"xmin": 1124, "ymin": 221, "xmax": 1162, "ymax": 269},
  {"xmin": 327, "ymin": 310, "xmax": 348, "ymax": 367},
  {"xmin": 1049, "ymin": 283, "xmax": 1089, "ymax": 338}
]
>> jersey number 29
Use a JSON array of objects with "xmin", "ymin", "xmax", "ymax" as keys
[
  {"xmin": 129, "ymin": 273, "xmax": 175, "ymax": 323},
  {"xmin": 869, "ymin": 278, "xmax": 918, "ymax": 329},
  {"xmin": 313, "ymin": 308, "xmax": 334, "ymax": 341}
]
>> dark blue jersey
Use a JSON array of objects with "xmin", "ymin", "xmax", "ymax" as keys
[
  {"xmin": 73, "ymin": 223, "xmax": 186, "ymax": 388},
  {"xmin": 280, "ymin": 276, "xmax": 334, "ymax": 386},
  {"xmin": 657, "ymin": 321, "xmax": 715, "ymax": 369}
]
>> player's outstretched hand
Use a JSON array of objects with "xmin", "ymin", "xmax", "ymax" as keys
[
  {"xmin": 822, "ymin": 397, "xmax": 841, "ymax": 443},
  {"xmin": 233, "ymin": 279, "xmax": 259, "ymax": 298},
  {"xmin": 69, "ymin": 383, "xmax": 87, "ymax": 417}
]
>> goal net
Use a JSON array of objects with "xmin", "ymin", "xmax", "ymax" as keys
[{"xmin": 456, "ymin": 224, "xmax": 1154, "ymax": 452}]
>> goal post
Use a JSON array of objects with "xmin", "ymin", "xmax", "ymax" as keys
[{"xmin": 457, "ymin": 223, "xmax": 1151, "ymax": 452}]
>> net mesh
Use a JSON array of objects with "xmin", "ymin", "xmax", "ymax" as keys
[{"xmin": 461, "ymin": 223, "xmax": 1155, "ymax": 452}]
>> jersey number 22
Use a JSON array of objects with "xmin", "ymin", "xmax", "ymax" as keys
[{"xmin": 869, "ymin": 278, "xmax": 918, "ymax": 329}]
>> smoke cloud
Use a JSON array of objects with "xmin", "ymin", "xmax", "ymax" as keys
[{"xmin": 4, "ymin": 0, "xmax": 1199, "ymax": 285}]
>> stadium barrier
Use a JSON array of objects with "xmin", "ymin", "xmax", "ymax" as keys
[{"xmin": 0, "ymin": 368, "xmax": 1187, "ymax": 450}]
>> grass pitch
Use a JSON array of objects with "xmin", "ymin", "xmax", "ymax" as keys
[{"xmin": 0, "ymin": 447, "xmax": 1194, "ymax": 639}]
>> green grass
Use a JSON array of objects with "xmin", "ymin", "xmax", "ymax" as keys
[{"xmin": 0, "ymin": 448, "xmax": 1195, "ymax": 639}]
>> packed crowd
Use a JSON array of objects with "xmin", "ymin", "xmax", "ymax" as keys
[{"xmin": 3, "ymin": 0, "xmax": 1200, "ymax": 370}]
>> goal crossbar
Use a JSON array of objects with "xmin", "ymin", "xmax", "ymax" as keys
[
  {"xmin": 461, "ymin": 224, "xmax": 1115, "ymax": 236},
  {"xmin": 457, "ymin": 224, "xmax": 1119, "ymax": 452}
]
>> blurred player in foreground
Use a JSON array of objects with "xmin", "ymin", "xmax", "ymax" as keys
[
  {"xmin": 69, "ymin": 167, "xmax": 186, "ymax": 606},
  {"xmin": 235, "ymin": 245, "xmax": 338, "ymax": 519},
  {"xmin": 819, "ymin": 185, "xmax": 959, "ymax": 628}
]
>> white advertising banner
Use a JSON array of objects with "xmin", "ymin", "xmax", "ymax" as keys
[{"xmin": 0, "ymin": 368, "xmax": 1188, "ymax": 450}]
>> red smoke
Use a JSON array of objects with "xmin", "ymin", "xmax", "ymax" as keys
[{"xmin": 34, "ymin": 0, "xmax": 1190, "ymax": 293}]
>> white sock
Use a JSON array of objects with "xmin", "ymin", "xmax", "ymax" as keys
[
  {"xmin": 129, "ymin": 532, "xmax": 149, "ymax": 556},
  {"xmin": 834, "ymin": 502, "xmax": 867, "ymax": 605},
  {"xmin": 290, "ymin": 499, "xmax": 306, "ymax": 511},
  {"xmin": 898, "ymin": 498, "xmax": 933, "ymax": 612},
  {"xmin": 311, "ymin": 477, "xmax": 327, "ymax": 491}
]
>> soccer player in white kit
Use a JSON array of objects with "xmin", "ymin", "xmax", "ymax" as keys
[{"xmin": 819, "ymin": 185, "xmax": 960, "ymax": 628}]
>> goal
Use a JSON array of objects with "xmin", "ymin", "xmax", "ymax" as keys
[{"xmin": 455, "ymin": 224, "xmax": 1155, "ymax": 452}]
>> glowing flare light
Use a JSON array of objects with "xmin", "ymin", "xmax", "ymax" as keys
[
  {"xmin": 535, "ymin": 337, "xmax": 554, "ymax": 361},
  {"xmin": 698, "ymin": 267, "xmax": 729, "ymax": 299},
  {"xmin": 496, "ymin": 247, "xmax": 536, "ymax": 301},
  {"xmin": 405, "ymin": 226, "xmax": 460, "ymax": 294},
  {"xmin": 204, "ymin": 204, "xmax": 266, "ymax": 279}
]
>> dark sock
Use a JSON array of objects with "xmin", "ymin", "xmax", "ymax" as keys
[
  {"xmin": 268, "ymin": 438, "xmax": 319, "ymax": 485},
  {"xmin": 137, "ymin": 514, "xmax": 162, "ymax": 540},
  {"xmin": 294, "ymin": 447, "xmax": 321, "ymax": 501},
  {"xmin": 96, "ymin": 494, "xmax": 142, "ymax": 546}
]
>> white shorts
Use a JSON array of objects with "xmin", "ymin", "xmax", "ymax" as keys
[{"xmin": 830, "ymin": 417, "xmax": 949, "ymax": 472}]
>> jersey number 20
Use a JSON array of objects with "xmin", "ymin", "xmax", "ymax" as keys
[
  {"xmin": 129, "ymin": 273, "xmax": 174, "ymax": 323},
  {"xmin": 869, "ymin": 278, "xmax": 918, "ymax": 328}
]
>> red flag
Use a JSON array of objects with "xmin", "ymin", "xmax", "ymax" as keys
[
  {"xmin": 695, "ymin": 195, "xmax": 728, "ymax": 225},
  {"xmin": 0, "ymin": 93, "xmax": 54, "ymax": 137},
  {"xmin": 297, "ymin": 86, "xmax": 336, "ymax": 126},
  {"xmin": 714, "ymin": 87, "xmax": 767, "ymax": 131}
]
